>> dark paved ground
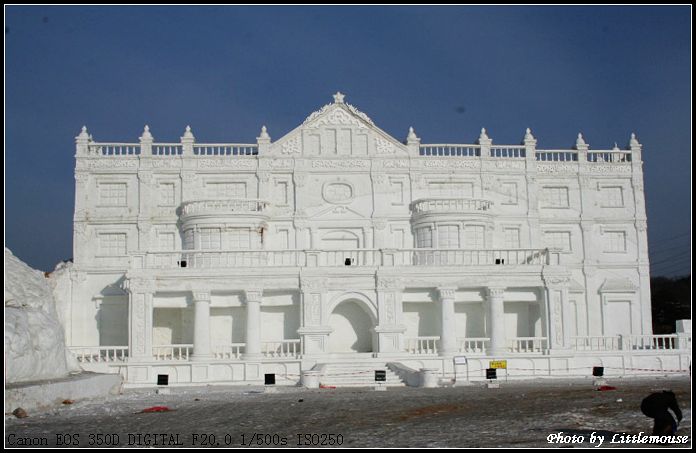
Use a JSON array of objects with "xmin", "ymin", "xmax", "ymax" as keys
[{"xmin": 5, "ymin": 376, "xmax": 691, "ymax": 448}]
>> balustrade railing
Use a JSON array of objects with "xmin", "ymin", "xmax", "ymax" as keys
[
  {"xmin": 420, "ymin": 144, "xmax": 480, "ymax": 157},
  {"xmin": 457, "ymin": 337, "xmax": 489, "ymax": 353},
  {"xmin": 508, "ymin": 337, "xmax": 548, "ymax": 353},
  {"xmin": 411, "ymin": 198, "xmax": 492, "ymax": 214},
  {"xmin": 69, "ymin": 346, "xmax": 129, "ymax": 363},
  {"xmin": 152, "ymin": 144, "xmax": 183, "ymax": 156},
  {"xmin": 89, "ymin": 143, "xmax": 140, "ymax": 156},
  {"xmin": 135, "ymin": 248, "xmax": 551, "ymax": 269},
  {"xmin": 262, "ymin": 340, "xmax": 301, "ymax": 358},
  {"xmin": 490, "ymin": 146, "xmax": 525, "ymax": 158},
  {"xmin": 180, "ymin": 199, "xmax": 269, "ymax": 216},
  {"xmin": 571, "ymin": 335, "xmax": 621, "ymax": 351},
  {"xmin": 212, "ymin": 343, "xmax": 245, "ymax": 359},
  {"xmin": 193, "ymin": 144, "xmax": 258, "ymax": 156},
  {"xmin": 153, "ymin": 344, "xmax": 192, "ymax": 361},
  {"xmin": 587, "ymin": 151, "xmax": 632, "ymax": 163},
  {"xmin": 535, "ymin": 150, "xmax": 578, "ymax": 161},
  {"xmin": 628, "ymin": 334, "xmax": 680, "ymax": 350},
  {"xmin": 405, "ymin": 336, "xmax": 440, "ymax": 355}
]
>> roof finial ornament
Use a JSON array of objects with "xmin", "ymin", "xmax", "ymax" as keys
[
  {"xmin": 524, "ymin": 127, "xmax": 534, "ymax": 141},
  {"xmin": 630, "ymin": 132, "xmax": 641, "ymax": 148},
  {"xmin": 613, "ymin": 142, "xmax": 619, "ymax": 150},
  {"xmin": 259, "ymin": 125, "xmax": 270, "ymax": 140},
  {"xmin": 576, "ymin": 132, "xmax": 586, "ymax": 147},
  {"xmin": 480, "ymin": 127, "xmax": 489, "ymax": 141},
  {"xmin": 182, "ymin": 125, "xmax": 194, "ymax": 140},
  {"xmin": 333, "ymin": 92, "xmax": 345, "ymax": 103},
  {"xmin": 407, "ymin": 126, "xmax": 418, "ymax": 141},
  {"xmin": 76, "ymin": 125, "xmax": 89, "ymax": 140},
  {"xmin": 142, "ymin": 125, "xmax": 153, "ymax": 139}
]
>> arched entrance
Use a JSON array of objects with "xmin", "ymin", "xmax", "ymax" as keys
[{"xmin": 328, "ymin": 299, "xmax": 375, "ymax": 353}]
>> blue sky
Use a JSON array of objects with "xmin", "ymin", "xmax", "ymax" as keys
[{"xmin": 5, "ymin": 6, "xmax": 691, "ymax": 275}]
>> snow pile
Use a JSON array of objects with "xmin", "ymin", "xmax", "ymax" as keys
[
  {"xmin": 46, "ymin": 259, "xmax": 73, "ymax": 333},
  {"xmin": 4, "ymin": 248, "xmax": 80, "ymax": 383}
]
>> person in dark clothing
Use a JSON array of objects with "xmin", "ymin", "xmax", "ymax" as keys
[{"xmin": 640, "ymin": 391, "xmax": 683, "ymax": 435}]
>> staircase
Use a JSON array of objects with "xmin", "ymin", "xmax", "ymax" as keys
[{"xmin": 315, "ymin": 360, "xmax": 406, "ymax": 387}]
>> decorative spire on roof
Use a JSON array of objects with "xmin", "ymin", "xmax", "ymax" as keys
[
  {"xmin": 479, "ymin": 127, "xmax": 490, "ymax": 141},
  {"xmin": 76, "ymin": 125, "xmax": 89, "ymax": 142},
  {"xmin": 181, "ymin": 125, "xmax": 194, "ymax": 141},
  {"xmin": 259, "ymin": 125, "xmax": 270, "ymax": 140},
  {"xmin": 524, "ymin": 127, "xmax": 534, "ymax": 141},
  {"xmin": 333, "ymin": 92, "xmax": 345, "ymax": 103},
  {"xmin": 407, "ymin": 126, "xmax": 419, "ymax": 141},
  {"xmin": 613, "ymin": 142, "xmax": 620, "ymax": 151},
  {"xmin": 576, "ymin": 132, "xmax": 587, "ymax": 148},
  {"xmin": 140, "ymin": 125, "xmax": 153, "ymax": 142},
  {"xmin": 630, "ymin": 132, "xmax": 641, "ymax": 148}
]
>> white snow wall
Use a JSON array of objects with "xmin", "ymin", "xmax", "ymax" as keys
[{"xmin": 4, "ymin": 248, "xmax": 80, "ymax": 383}]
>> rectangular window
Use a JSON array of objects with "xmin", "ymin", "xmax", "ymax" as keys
[
  {"xmin": 428, "ymin": 182, "xmax": 474, "ymax": 197},
  {"xmin": 544, "ymin": 231, "xmax": 572, "ymax": 252},
  {"xmin": 276, "ymin": 228, "xmax": 289, "ymax": 249},
  {"xmin": 275, "ymin": 181, "xmax": 289, "ymax": 206},
  {"xmin": 503, "ymin": 227, "xmax": 521, "ymax": 248},
  {"xmin": 501, "ymin": 182, "xmax": 518, "ymax": 205},
  {"xmin": 604, "ymin": 231, "xmax": 627, "ymax": 252},
  {"xmin": 228, "ymin": 229, "xmax": 250, "ymax": 249},
  {"xmin": 390, "ymin": 227, "xmax": 405, "ymax": 248},
  {"xmin": 200, "ymin": 228, "xmax": 221, "ymax": 250},
  {"xmin": 542, "ymin": 187, "xmax": 569, "ymax": 208},
  {"xmin": 600, "ymin": 186, "xmax": 624, "ymax": 208},
  {"xmin": 206, "ymin": 182, "xmax": 247, "ymax": 199},
  {"xmin": 390, "ymin": 179, "xmax": 405, "ymax": 205},
  {"xmin": 183, "ymin": 229, "xmax": 194, "ymax": 249},
  {"xmin": 157, "ymin": 232, "xmax": 175, "ymax": 251},
  {"xmin": 98, "ymin": 183, "xmax": 127, "ymax": 206},
  {"xmin": 158, "ymin": 183, "xmax": 175, "ymax": 207},
  {"xmin": 437, "ymin": 225, "xmax": 460, "ymax": 249},
  {"xmin": 464, "ymin": 225, "xmax": 485, "ymax": 249},
  {"xmin": 99, "ymin": 233, "xmax": 127, "ymax": 256},
  {"xmin": 416, "ymin": 227, "xmax": 433, "ymax": 248}
]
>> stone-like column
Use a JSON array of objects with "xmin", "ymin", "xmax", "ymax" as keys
[
  {"xmin": 438, "ymin": 287, "xmax": 457, "ymax": 356},
  {"xmin": 297, "ymin": 277, "xmax": 331, "ymax": 357},
  {"xmin": 486, "ymin": 287, "xmax": 506, "ymax": 355},
  {"xmin": 192, "ymin": 291, "xmax": 213, "ymax": 361},
  {"xmin": 243, "ymin": 289, "xmax": 263, "ymax": 359},
  {"xmin": 124, "ymin": 277, "xmax": 154, "ymax": 362},
  {"xmin": 375, "ymin": 276, "xmax": 406, "ymax": 356},
  {"xmin": 543, "ymin": 276, "xmax": 572, "ymax": 352}
]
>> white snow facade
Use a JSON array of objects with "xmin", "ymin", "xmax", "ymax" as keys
[{"xmin": 66, "ymin": 93, "xmax": 690, "ymax": 386}]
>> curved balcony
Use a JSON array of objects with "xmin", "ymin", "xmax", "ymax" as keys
[
  {"xmin": 410, "ymin": 198, "xmax": 492, "ymax": 215},
  {"xmin": 179, "ymin": 199, "xmax": 270, "ymax": 229}
]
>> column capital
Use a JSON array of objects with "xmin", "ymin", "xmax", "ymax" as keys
[
  {"xmin": 122, "ymin": 277, "xmax": 155, "ymax": 294},
  {"xmin": 245, "ymin": 289, "xmax": 263, "ymax": 304},
  {"xmin": 437, "ymin": 287, "xmax": 457, "ymax": 301},
  {"xmin": 377, "ymin": 277, "xmax": 404, "ymax": 291},
  {"xmin": 192, "ymin": 291, "xmax": 211, "ymax": 302},
  {"xmin": 300, "ymin": 277, "xmax": 328, "ymax": 291},
  {"xmin": 486, "ymin": 286, "xmax": 506, "ymax": 299}
]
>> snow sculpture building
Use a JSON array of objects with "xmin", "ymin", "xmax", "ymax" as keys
[{"xmin": 66, "ymin": 93, "xmax": 690, "ymax": 386}]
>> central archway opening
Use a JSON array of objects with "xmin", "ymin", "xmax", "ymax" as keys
[{"xmin": 328, "ymin": 299, "xmax": 374, "ymax": 353}]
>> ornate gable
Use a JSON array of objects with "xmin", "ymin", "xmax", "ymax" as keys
[{"xmin": 270, "ymin": 92, "xmax": 409, "ymax": 157}]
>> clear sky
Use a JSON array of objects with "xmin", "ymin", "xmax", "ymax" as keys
[{"xmin": 5, "ymin": 5, "xmax": 691, "ymax": 275}]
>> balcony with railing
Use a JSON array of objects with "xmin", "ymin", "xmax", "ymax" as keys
[
  {"xmin": 180, "ymin": 199, "xmax": 270, "ymax": 218},
  {"xmin": 132, "ymin": 248, "xmax": 553, "ymax": 270},
  {"xmin": 410, "ymin": 198, "xmax": 493, "ymax": 215}
]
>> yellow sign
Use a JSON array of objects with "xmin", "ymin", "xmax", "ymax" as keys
[{"xmin": 489, "ymin": 360, "xmax": 507, "ymax": 369}]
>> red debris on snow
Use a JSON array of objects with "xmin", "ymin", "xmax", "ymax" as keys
[
  {"xmin": 140, "ymin": 406, "xmax": 173, "ymax": 413},
  {"xmin": 597, "ymin": 385, "xmax": 617, "ymax": 391},
  {"xmin": 319, "ymin": 384, "xmax": 336, "ymax": 389}
]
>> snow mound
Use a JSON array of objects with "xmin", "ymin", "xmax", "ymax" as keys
[{"xmin": 4, "ymin": 248, "xmax": 80, "ymax": 383}]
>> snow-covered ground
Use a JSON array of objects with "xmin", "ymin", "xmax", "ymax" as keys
[
  {"xmin": 4, "ymin": 248, "xmax": 80, "ymax": 384},
  {"xmin": 5, "ymin": 376, "xmax": 690, "ymax": 448}
]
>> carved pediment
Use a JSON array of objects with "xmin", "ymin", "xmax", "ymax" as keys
[{"xmin": 270, "ymin": 93, "xmax": 409, "ymax": 158}]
